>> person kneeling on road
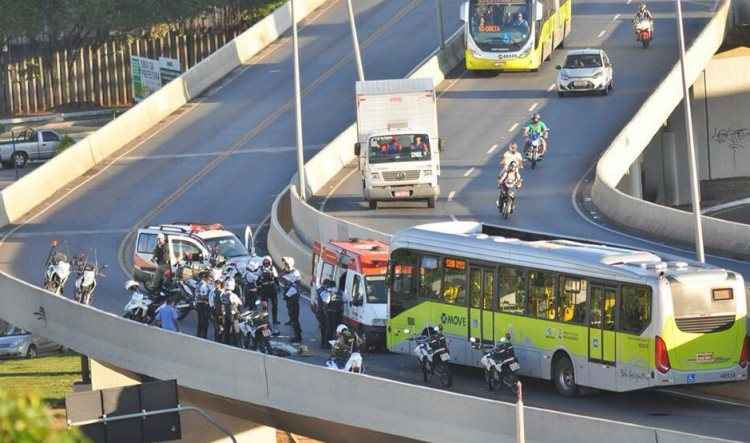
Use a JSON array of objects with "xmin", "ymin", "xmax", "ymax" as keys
[{"xmin": 279, "ymin": 257, "xmax": 302, "ymax": 343}]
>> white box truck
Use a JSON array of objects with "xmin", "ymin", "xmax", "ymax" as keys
[{"xmin": 354, "ymin": 78, "xmax": 442, "ymax": 209}]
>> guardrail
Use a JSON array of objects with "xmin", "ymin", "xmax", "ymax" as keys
[
  {"xmin": 0, "ymin": 0, "xmax": 329, "ymax": 227},
  {"xmin": 590, "ymin": 0, "xmax": 750, "ymax": 260},
  {"xmin": 0, "ymin": 271, "xmax": 735, "ymax": 442}
]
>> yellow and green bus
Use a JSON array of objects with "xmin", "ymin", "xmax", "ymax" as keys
[
  {"xmin": 387, "ymin": 222, "xmax": 748, "ymax": 396},
  {"xmin": 459, "ymin": 0, "xmax": 572, "ymax": 71}
]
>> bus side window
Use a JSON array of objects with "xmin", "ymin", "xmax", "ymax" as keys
[
  {"xmin": 498, "ymin": 267, "xmax": 528, "ymax": 315},
  {"xmin": 620, "ymin": 285, "xmax": 652, "ymax": 334},
  {"xmin": 528, "ymin": 270, "xmax": 557, "ymax": 320},
  {"xmin": 419, "ymin": 255, "xmax": 442, "ymax": 299},
  {"xmin": 441, "ymin": 257, "xmax": 467, "ymax": 306},
  {"xmin": 558, "ymin": 276, "xmax": 587, "ymax": 324},
  {"xmin": 389, "ymin": 250, "xmax": 417, "ymax": 317}
]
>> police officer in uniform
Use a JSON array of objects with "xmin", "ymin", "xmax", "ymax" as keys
[
  {"xmin": 279, "ymin": 257, "xmax": 302, "ymax": 343},
  {"xmin": 258, "ymin": 256, "xmax": 279, "ymax": 325},
  {"xmin": 195, "ymin": 271, "xmax": 212, "ymax": 339}
]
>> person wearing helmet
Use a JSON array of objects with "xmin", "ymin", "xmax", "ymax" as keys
[
  {"xmin": 149, "ymin": 233, "xmax": 169, "ymax": 293},
  {"xmin": 280, "ymin": 257, "xmax": 303, "ymax": 343},
  {"xmin": 315, "ymin": 278, "xmax": 341, "ymax": 349},
  {"xmin": 633, "ymin": 3, "xmax": 654, "ymax": 37},
  {"xmin": 243, "ymin": 261, "xmax": 261, "ymax": 309},
  {"xmin": 497, "ymin": 161, "xmax": 523, "ymax": 210},
  {"xmin": 195, "ymin": 271, "xmax": 212, "ymax": 339},
  {"xmin": 258, "ymin": 256, "xmax": 279, "ymax": 325},
  {"xmin": 219, "ymin": 278, "xmax": 243, "ymax": 345},
  {"xmin": 523, "ymin": 113, "xmax": 550, "ymax": 157},
  {"xmin": 500, "ymin": 142, "xmax": 524, "ymax": 171},
  {"xmin": 210, "ymin": 278, "xmax": 225, "ymax": 342},
  {"xmin": 331, "ymin": 324, "xmax": 361, "ymax": 367}
]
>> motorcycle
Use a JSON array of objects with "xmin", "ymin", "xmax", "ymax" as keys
[
  {"xmin": 634, "ymin": 18, "xmax": 653, "ymax": 49},
  {"xmin": 239, "ymin": 301, "xmax": 273, "ymax": 353},
  {"xmin": 43, "ymin": 243, "xmax": 71, "ymax": 296},
  {"xmin": 326, "ymin": 336, "xmax": 364, "ymax": 373},
  {"xmin": 524, "ymin": 132, "xmax": 544, "ymax": 169},
  {"xmin": 123, "ymin": 289, "xmax": 154, "ymax": 324},
  {"xmin": 471, "ymin": 335, "xmax": 520, "ymax": 395},
  {"xmin": 71, "ymin": 253, "xmax": 107, "ymax": 305},
  {"xmin": 408, "ymin": 326, "xmax": 452, "ymax": 388},
  {"xmin": 497, "ymin": 184, "xmax": 517, "ymax": 220}
]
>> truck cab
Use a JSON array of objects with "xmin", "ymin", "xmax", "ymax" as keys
[
  {"xmin": 354, "ymin": 78, "xmax": 442, "ymax": 209},
  {"xmin": 133, "ymin": 222, "xmax": 259, "ymax": 284},
  {"xmin": 311, "ymin": 239, "xmax": 390, "ymax": 348}
]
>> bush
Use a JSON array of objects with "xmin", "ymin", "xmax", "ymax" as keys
[
  {"xmin": 55, "ymin": 136, "xmax": 76, "ymax": 156},
  {"xmin": 0, "ymin": 389, "xmax": 88, "ymax": 443}
]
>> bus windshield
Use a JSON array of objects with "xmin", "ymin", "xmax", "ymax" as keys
[
  {"xmin": 469, "ymin": 0, "xmax": 532, "ymax": 52},
  {"xmin": 369, "ymin": 134, "xmax": 431, "ymax": 164}
]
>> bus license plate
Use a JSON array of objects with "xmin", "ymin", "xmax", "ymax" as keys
[
  {"xmin": 509, "ymin": 362, "xmax": 520, "ymax": 372},
  {"xmin": 262, "ymin": 329, "xmax": 271, "ymax": 337},
  {"xmin": 394, "ymin": 190, "xmax": 410, "ymax": 198},
  {"xmin": 440, "ymin": 353, "xmax": 450, "ymax": 362}
]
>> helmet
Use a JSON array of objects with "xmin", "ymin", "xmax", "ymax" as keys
[
  {"xmin": 262, "ymin": 256, "xmax": 272, "ymax": 267},
  {"xmin": 508, "ymin": 161, "xmax": 518, "ymax": 170},
  {"xmin": 157, "ymin": 233, "xmax": 165, "ymax": 241},
  {"xmin": 282, "ymin": 256, "xmax": 295, "ymax": 269},
  {"xmin": 531, "ymin": 113, "xmax": 541, "ymax": 123},
  {"xmin": 639, "ymin": 3, "xmax": 647, "ymax": 11},
  {"xmin": 247, "ymin": 261, "xmax": 259, "ymax": 272},
  {"xmin": 336, "ymin": 324, "xmax": 349, "ymax": 335},
  {"xmin": 225, "ymin": 278, "xmax": 236, "ymax": 291},
  {"xmin": 210, "ymin": 268, "xmax": 223, "ymax": 281},
  {"xmin": 125, "ymin": 280, "xmax": 140, "ymax": 291}
]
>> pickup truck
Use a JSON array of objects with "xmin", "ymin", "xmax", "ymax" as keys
[{"xmin": 0, "ymin": 128, "xmax": 62, "ymax": 168}]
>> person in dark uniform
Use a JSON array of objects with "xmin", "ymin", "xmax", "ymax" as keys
[
  {"xmin": 150, "ymin": 233, "xmax": 169, "ymax": 292},
  {"xmin": 258, "ymin": 256, "xmax": 279, "ymax": 325},
  {"xmin": 195, "ymin": 271, "xmax": 212, "ymax": 339},
  {"xmin": 279, "ymin": 257, "xmax": 302, "ymax": 343}
]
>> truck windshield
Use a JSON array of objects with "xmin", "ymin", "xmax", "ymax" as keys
[
  {"xmin": 203, "ymin": 235, "xmax": 248, "ymax": 258},
  {"xmin": 365, "ymin": 275, "xmax": 388, "ymax": 304},
  {"xmin": 369, "ymin": 134, "xmax": 431, "ymax": 164},
  {"xmin": 469, "ymin": 0, "xmax": 532, "ymax": 52}
]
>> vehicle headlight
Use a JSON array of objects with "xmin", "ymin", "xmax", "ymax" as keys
[
  {"xmin": 370, "ymin": 172, "xmax": 380, "ymax": 181},
  {"xmin": 422, "ymin": 170, "xmax": 432, "ymax": 177},
  {"xmin": 593, "ymin": 71, "xmax": 603, "ymax": 79}
]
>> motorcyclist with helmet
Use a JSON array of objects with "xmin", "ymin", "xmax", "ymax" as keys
[
  {"xmin": 330, "ymin": 324, "xmax": 361, "ymax": 368},
  {"xmin": 195, "ymin": 271, "xmax": 212, "ymax": 339},
  {"xmin": 633, "ymin": 3, "xmax": 654, "ymax": 38},
  {"xmin": 523, "ymin": 113, "xmax": 550, "ymax": 158},
  {"xmin": 258, "ymin": 256, "xmax": 279, "ymax": 326},
  {"xmin": 279, "ymin": 257, "xmax": 303, "ymax": 343},
  {"xmin": 219, "ymin": 278, "xmax": 243, "ymax": 346},
  {"xmin": 315, "ymin": 278, "xmax": 342, "ymax": 349},
  {"xmin": 497, "ymin": 161, "xmax": 523, "ymax": 211},
  {"xmin": 209, "ymin": 278, "xmax": 225, "ymax": 342},
  {"xmin": 243, "ymin": 261, "xmax": 261, "ymax": 309}
]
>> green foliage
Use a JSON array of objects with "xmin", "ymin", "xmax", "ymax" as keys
[
  {"xmin": 0, "ymin": 389, "xmax": 88, "ymax": 443},
  {"xmin": 55, "ymin": 136, "xmax": 77, "ymax": 155}
]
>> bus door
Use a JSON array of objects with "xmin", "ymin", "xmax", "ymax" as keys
[
  {"xmin": 588, "ymin": 285, "xmax": 617, "ymax": 389},
  {"xmin": 469, "ymin": 267, "xmax": 496, "ymax": 361}
]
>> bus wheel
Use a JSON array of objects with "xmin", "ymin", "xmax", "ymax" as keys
[{"xmin": 553, "ymin": 355, "xmax": 579, "ymax": 397}]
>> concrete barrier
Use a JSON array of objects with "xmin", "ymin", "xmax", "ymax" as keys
[
  {"xmin": 590, "ymin": 0, "xmax": 750, "ymax": 260},
  {"xmin": 0, "ymin": 270, "xmax": 734, "ymax": 442},
  {"xmin": 0, "ymin": 0, "xmax": 329, "ymax": 227},
  {"xmin": 269, "ymin": 29, "xmax": 465, "ymax": 278}
]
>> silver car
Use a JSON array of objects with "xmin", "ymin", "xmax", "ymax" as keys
[
  {"xmin": 556, "ymin": 49, "xmax": 614, "ymax": 96},
  {"xmin": 0, "ymin": 324, "xmax": 60, "ymax": 358}
]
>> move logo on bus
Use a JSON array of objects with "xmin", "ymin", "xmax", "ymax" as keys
[{"xmin": 441, "ymin": 313, "xmax": 467, "ymax": 328}]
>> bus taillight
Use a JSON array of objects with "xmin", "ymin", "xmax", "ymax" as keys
[
  {"xmin": 740, "ymin": 336, "xmax": 749, "ymax": 369},
  {"xmin": 655, "ymin": 336, "xmax": 671, "ymax": 374}
]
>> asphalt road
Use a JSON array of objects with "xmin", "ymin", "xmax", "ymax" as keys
[
  {"xmin": 0, "ymin": 0, "xmax": 748, "ymax": 440},
  {"xmin": 707, "ymin": 204, "xmax": 750, "ymax": 224}
]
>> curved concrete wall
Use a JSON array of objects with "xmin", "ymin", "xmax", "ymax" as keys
[
  {"xmin": 0, "ymin": 0, "xmax": 329, "ymax": 227},
  {"xmin": 0, "ymin": 271, "xmax": 732, "ymax": 442},
  {"xmin": 590, "ymin": 0, "xmax": 750, "ymax": 260}
]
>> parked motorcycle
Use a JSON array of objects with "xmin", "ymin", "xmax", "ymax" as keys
[
  {"xmin": 524, "ymin": 132, "xmax": 544, "ymax": 169},
  {"xmin": 239, "ymin": 301, "xmax": 273, "ymax": 353},
  {"xmin": 71, "ymin": 253, "xmax": 107, "ymax": 305},
  {"xmin": 43, "ymin": 242, "xmax": 71, "ymax": 296},
  {"xmin": 497, "ymin": 185, "xmax": 517, "ymax": 220},
  {"xmin": 634, "ymin": 18, "xmax": 653, "ymax": 48},
  {"xmin": 471, "ymin": 335, "xmax": 520, "ymax": 395},
  {"xmin": 408, "ymin": 326, "xmax": 452, "ymax": 387}
]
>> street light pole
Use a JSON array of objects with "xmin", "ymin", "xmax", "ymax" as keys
[
  {"xmin": 292, "ymin": 0, "xmax": 307, "ymax": 200},
  {"xmin": 346, "ymin": 0, "xmax": 365, "ymax": 81},
  {"xmin": 675, "ymin": 0, "xmax": 705, "ymax": 263},
  {"xmin": 436, "ymin": 0, "xmax": 446, "ymax": 49}
]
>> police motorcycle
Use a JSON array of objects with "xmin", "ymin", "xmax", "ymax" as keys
[
  {"xmin": 407, "ymin": 325, "xmax": 452, "ymax": 388},
  {"xmin": 71, "ymin": 252, "xmax": 107, "ymax": 306},
  {"xmin": 471, "ymin": 334, "xmax": 520, "ymax": 395},
  {"xmin": 123, "ymin": 280, "xmax": 155, "ymax": 324},
  {"xmin": 325, "ymin": 325, "xmax": 364, "ymax": 373},
  {"xmin": 43, "ymin": 240, "xmax": 72, "ymax": 296},
  {"xmin": 239, "ymin": 300, "xmax": 273, "ymax": 353}
]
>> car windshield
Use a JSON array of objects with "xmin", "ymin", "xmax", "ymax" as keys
[
  {"xmin": 564, "ymin": 54, "xmax": 603, "ymax": 69},
  {"xmin": 369, "ymin": 134, "xmax": 431, "ymax": 164},
  {"xmin": 365, "ymin": 275, "xmax": 388, "ymax": 304},
  {"xmin": 469, "ymin": 0, "xmax": 531, "ymax": 52},
  {"xmin": 0, "ymin": 323, "xmax": 26, "ymax": 337},
  {"xmin": 203, "ymin": 235, "xmax": 248, "ymax": 258}
]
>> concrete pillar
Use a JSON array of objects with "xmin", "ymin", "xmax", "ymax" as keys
[
  {"xmin": 662, "ymin": 129, "xmax": 680, "ymax": 205},
  {"xmin": 629, "ymin": 156, "xmax": 643, "ymax": 200}
]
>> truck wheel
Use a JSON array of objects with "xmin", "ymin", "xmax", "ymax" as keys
[
  {"xmin": 13, "ymin": 152, "xmax": 28, "ymax": 168},
  {"xmin": 427, "ymin": 197, "xmax": 436, "ymax": 209},
  {"xmin": 369, "ymin": 200, "xmax": 377, "ymax": 210}
]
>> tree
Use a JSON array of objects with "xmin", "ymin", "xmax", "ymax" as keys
[{"xmin": 0, "ymin": 389, "xmax": 88, "ymax": 443}]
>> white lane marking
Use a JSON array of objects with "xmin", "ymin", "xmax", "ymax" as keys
[
  {"xmin": 508, "ymin": 123, "xmax": 518, "ymax": 132},
  {"xmin": 570, "ymin": 165, "xmax": 748, "ymax": 267},
  {"xmin": 464, "ymin": 167, "xmax": 475, "ymax": 177},
  {"xmin": 613, "ymin": 14, "xmax": 621, "ymax": 21},
  {"xmin": 487, "ymin": 144, "xmax": 499, "ymax": 154},
  {"xmin": 598, "ymin": 30, "xmax": 607, "ymax": 38},
  {"xmin": 320, "ymin": 167, "xmax": 359, "ymax": 211},
  {"xmin": 448, "ymin": 191, "xmax": 456, "ymax": 201},
  {"xmin": 121, "ymin": 144, "xmax": 323, "ymax": 161},
  {"xmin": 528, "ymin": 102, "xmax": 539, "ymax": 112},
  {"xmin": 547, "ymin": 84, "xmax": 555, "ymax": 92},
  {"xmin": 661, "ymin": 389, "xmax": 750, "ymax": 409},
  {"xmin": 450, "ymin": 214, "xmax": 458, "ymax": 222}
]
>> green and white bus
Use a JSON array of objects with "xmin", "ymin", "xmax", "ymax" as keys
[
  {"xmin": 460, "ymin": 0, "xmax": 571, "ymax": 71},
  {"xmin": 386, "ymin": 222, "xmax": 748, "ymax": 395}
]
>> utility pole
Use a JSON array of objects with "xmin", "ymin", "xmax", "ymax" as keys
[
  {"xmin": 436, "ymin": 0, "xmax": 446, "ymax": 49},
  {"xmin": 346, "ymin": 0, "xmax": 365, "ymax": 81},
  {"xmin": 675, "ymin": 0, "xmax": 705, "ymax": 262},
  {"xmin": 292, "ymin": 0, "xmax": 307, "ymax": 200}
]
